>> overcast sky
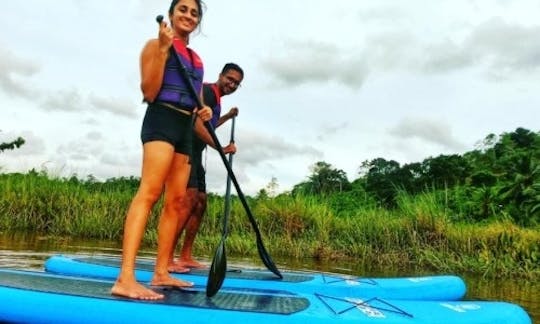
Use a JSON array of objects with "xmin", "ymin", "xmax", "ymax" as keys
[{"xmin": 1, "ymin": 0, "xmax": 539, "ymax": 195}]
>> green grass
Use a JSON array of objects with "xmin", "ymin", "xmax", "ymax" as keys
[{"xmin": 1, "ymin": 171, "xmax": 538, "ymax": 279}]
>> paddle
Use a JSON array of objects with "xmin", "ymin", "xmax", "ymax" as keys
[
  {"xmin": 206, "ymin": 117, "xmax": 236, "ymax": 297},
  {"xmin": 155, "ymin": 15, "xmax": 282, "ymax": 283}
]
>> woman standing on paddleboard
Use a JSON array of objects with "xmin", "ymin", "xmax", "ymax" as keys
[{"xmin": 112, "ymin": 0, "xmax": 212, "ymax": 300}]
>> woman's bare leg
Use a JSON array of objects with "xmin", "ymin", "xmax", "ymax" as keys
[
  {"xmin": 151, "ymin": 152, "xmax": 194, "ymax": 288},
  {"xmin": 112, "ymin": 141, "xmax": 175, "ymax": 299}
]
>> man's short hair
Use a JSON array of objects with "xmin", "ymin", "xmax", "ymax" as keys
[{"xmin": 221, "ymin": 63, "xmax": 244, "ymax": 78}]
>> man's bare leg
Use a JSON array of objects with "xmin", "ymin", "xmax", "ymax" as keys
[{"xmin": 178, "ymin": 191, "xmax": 207, "ymax": 268}]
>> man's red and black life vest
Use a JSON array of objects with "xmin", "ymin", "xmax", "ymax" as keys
[{"xmin": 205, "ymin": 83, "xmax": 222, "ymax": 128}]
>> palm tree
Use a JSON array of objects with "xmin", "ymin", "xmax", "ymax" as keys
[{"xmin": 498, "ymin": 154, "xmax": 540, "ymax": 225}]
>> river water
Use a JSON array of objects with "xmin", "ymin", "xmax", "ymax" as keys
[{"xmin": 0, "ymin": 233, "xmax": 537, "ymax": 322}]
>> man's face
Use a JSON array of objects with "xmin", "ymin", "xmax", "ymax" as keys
[{"xmin": 219, "ymin": 70, "xmax": 243, "ymax": 95}]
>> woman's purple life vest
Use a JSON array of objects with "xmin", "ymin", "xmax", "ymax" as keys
[{"xmin": 155, "ymin": 38, "xmax": 204, "ymax": 111}]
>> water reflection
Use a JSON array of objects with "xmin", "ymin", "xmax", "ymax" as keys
[{"xmin": 0, "ymin": 233, "xmax": 537, "ymax": 321}]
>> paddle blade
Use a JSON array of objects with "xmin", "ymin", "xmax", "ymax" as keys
[
  {"xmin": 257, "ymin": 240, "xmax": 283, "ymax": 279},
  {"xmin": 206, "ymin": 241, "xmax": 227, "ymax": 297}
]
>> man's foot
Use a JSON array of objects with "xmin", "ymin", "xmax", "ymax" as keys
[
  {"xmin": 178, "ymin": 258, "xmax": 207, "ymax": 269},
  {"xmin": 111, "ymin": 280, "xmax": 164, "ymax": 300},
  {"xmin": 151, "ymin": 273, "xmax": 194, "ymax": 288},
  {"xmin": 167, "ymin": 263, "xmax": 191, "ymax": 274}
]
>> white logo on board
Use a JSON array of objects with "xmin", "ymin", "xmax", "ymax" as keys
[
  {"xmin": 345, "ymin": 279, "xmax": 361, "ymax": 286},
  {"xmin": 408, "ymin": 277, "xmax": 433, "ymax": 283},
  {"xmin": 440, "ymin": 303, "xmax": 481, "ymax": 313},
  {"xmin": 347, "ymin": 298, "xmax": 386, "ymax": 318}
]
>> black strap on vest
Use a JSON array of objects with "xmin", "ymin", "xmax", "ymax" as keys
[{"xmin": 169, "ymin": 46, "xmax": 198, "ymax": 126}]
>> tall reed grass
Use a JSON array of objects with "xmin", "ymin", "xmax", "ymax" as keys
[{"xmin": 1, "ymin": 172, "xmax": 538, "ymax": 278}]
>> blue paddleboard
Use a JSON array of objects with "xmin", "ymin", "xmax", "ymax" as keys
[
  {"xmin": 0, "ymin": 268, "xmax": 531, "ymax": 324},
  {"xmin": 44, "ymin": 254, "xmax": 467, "ymax": 300}
]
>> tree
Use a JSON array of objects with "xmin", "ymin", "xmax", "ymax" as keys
[
  {"xmin": 421, "ymin": 154, "xmax": 471, "ymax": 189},
  {"xmin": 309, "ymin": 161, "xmax": 350, "ymax": 195},
  {"xmin": 509, "ymin": 127, "xmax": 538, "ymax": 149},
  {"xmin": 0, "ymin": 137, "xmax": 25, "ymax": 153},
  {"xmin": 498, "ymin": 153, "xmax": 540, "ymax": 225},
  {"xmin": 396, "ymin": 162, "xmax": 424, "ymax": 194},
  {"xmin": 256, "ymin": 177, "xmax": 279, "ymax": 199},
  {"xmin": 361, "ymin": 158, "xmax": 401, "ymax": 207},
  {"xmin": 265, "ymin": 177, "xmax": 279, "ymax": 197},
  {"xmin": 291, "ymin": 181, "xmax": 311, "ymax": 196},
  {"xmin": 293, "ymin": 161, "xmax": 350, "ymax": 196},
  {"xmin": 466, "ymin": 186, "xmax": 500, "ymax": 221},
  {"xmin": 466, "ymin": 133, "xmax": 499, "ymax": 173}
]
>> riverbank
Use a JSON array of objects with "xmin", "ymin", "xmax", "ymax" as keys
[{"xmin": 1, "ymin": 171, "xmax": 539, "ymax": 279}]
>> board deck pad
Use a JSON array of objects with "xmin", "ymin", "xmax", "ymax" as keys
[
  {"xmin": 77, "ymin": 256, "xmax": 314, "ymax": 283},
  {"xmin": 0, "ymin": 271, "xmax": 310, "ymax": 315}
]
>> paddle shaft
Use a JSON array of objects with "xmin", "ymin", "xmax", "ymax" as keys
[
  {"xmin": 222, "ymin": 117, "xmax": 235, "ymax": 236},
  {"xmin": 156, "ymin": 14, "xmax": 281, "ymax": 279},
  {"xmin": 205, "ymin": 118, "xmax": 235, "ymax": 297}
]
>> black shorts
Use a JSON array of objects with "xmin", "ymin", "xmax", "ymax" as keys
[
  {"xmin": 140, "ymin": 102, "xmax": 193, "ymax": 155},
  {"xmin": 187, "ymin": 139, "xmax": 207, "ymax": 192}
]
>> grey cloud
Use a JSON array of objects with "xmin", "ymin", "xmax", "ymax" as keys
[
  {"xmin": 356, "ymin": 6, "xmax": 408, "ymax": 25},
  {"xmin": 261, "ymin": 41, "xmax": 370, "ymax": 89},
  {"xmin": 0, "ymin": 46, "xmax": 137, "ymax": 118},
  {"xmin": 40, "ymin": 92, "xmax": 138, "ymax": 118},
  {"xmin": 83, "ymin": 118, "xmax": 101, "ymax": 126},
  {"xmin": 89, "ymin": 94, "xmax": 139, "ymax": 119},
  {"xmin": 100, "ymin": 152, "xmax": 130, "ymax": 167},
  {"xmin": 56, "ymin": 131, "xmax": 105, "ymax": 162},
  {"xmin": 317, "ymin": 122, "xmax": 349, "ymax": 141},
  {"xmin": 419, "ymin": 18, "xmax": 540, "ymax": 77},
  {"xmin": 41, "ymin": 89, "xmax": 84, "ymax": 112},
  {"xmin": 263, "ymin": 17, "xmax": 540, "ymax": 87},
  {"xmin": 53, "ymin": 132, "xmax": 139, "ymax": 180},
  {"xmin": 465, "ymin": 18, "xmax": 540, "ymax": 79},
  {"xmin": 364, "ymin": 31, "xmax": 416, "ymax": 71},
  {"xmin": 389, "ymin": 118, "xmax": 467, "ymax": 151},
  {"xmin": 236, "ymin": 131, "xmax": 323, "ymax": 167},
  {"xmin": 421, "ymin": 39, "xmax": 475, "ymax": 73},
  {"xmin": 100, "ymin": 140, "xmax": 138, "ymax": 168},
  {"xmin": 85, "ymin": 131, "xmax": 103, "ymax": 141},
  {"xmin": 0, "ymin": 46, "xmax": 41, "ymax": 99}
]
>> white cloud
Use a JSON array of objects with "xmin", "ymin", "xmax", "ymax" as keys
[
  {"xmin": 0, "ymin": 0, "xmax": 539, "ymax": 194},
  {"xmin": 88, "ymin": 94, "xmax": 139, "ymax": 119},
  {"xmin": 389, "ymin": 118, "xmax": 467, "ymax": 151},
  {"xmin": 0, "ymin": 46, "xmax": 41, "ymax": 99}
]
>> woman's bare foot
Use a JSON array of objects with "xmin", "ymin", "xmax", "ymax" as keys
[
  {"xmin": 111, "ymin": 279, "xmax": 164, "ymax": 300},
  {"xmin": 179, "ymin": 258, "xmax": 207, "ymax": 269},
  {"xmin": 151, "ymin": 273, "xmax": 194, "ymax": 288}
]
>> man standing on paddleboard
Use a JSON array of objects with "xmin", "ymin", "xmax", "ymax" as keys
[{"xmin": 169, "ymin": 63, "xmax": 244, "ymax": 272}]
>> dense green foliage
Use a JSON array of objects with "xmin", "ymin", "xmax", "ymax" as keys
[
  {"xmin": 0, "ymin": 128, "xmax": 538, "ymax": 278},
  {"xmin": 294, "ymin": 127, "xmax": 540, "ymax": 227}
]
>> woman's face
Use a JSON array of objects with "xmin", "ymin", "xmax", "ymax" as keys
[{"xmin": 170, "ymin": 0, "xmax": 200, "ymax": 35}]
